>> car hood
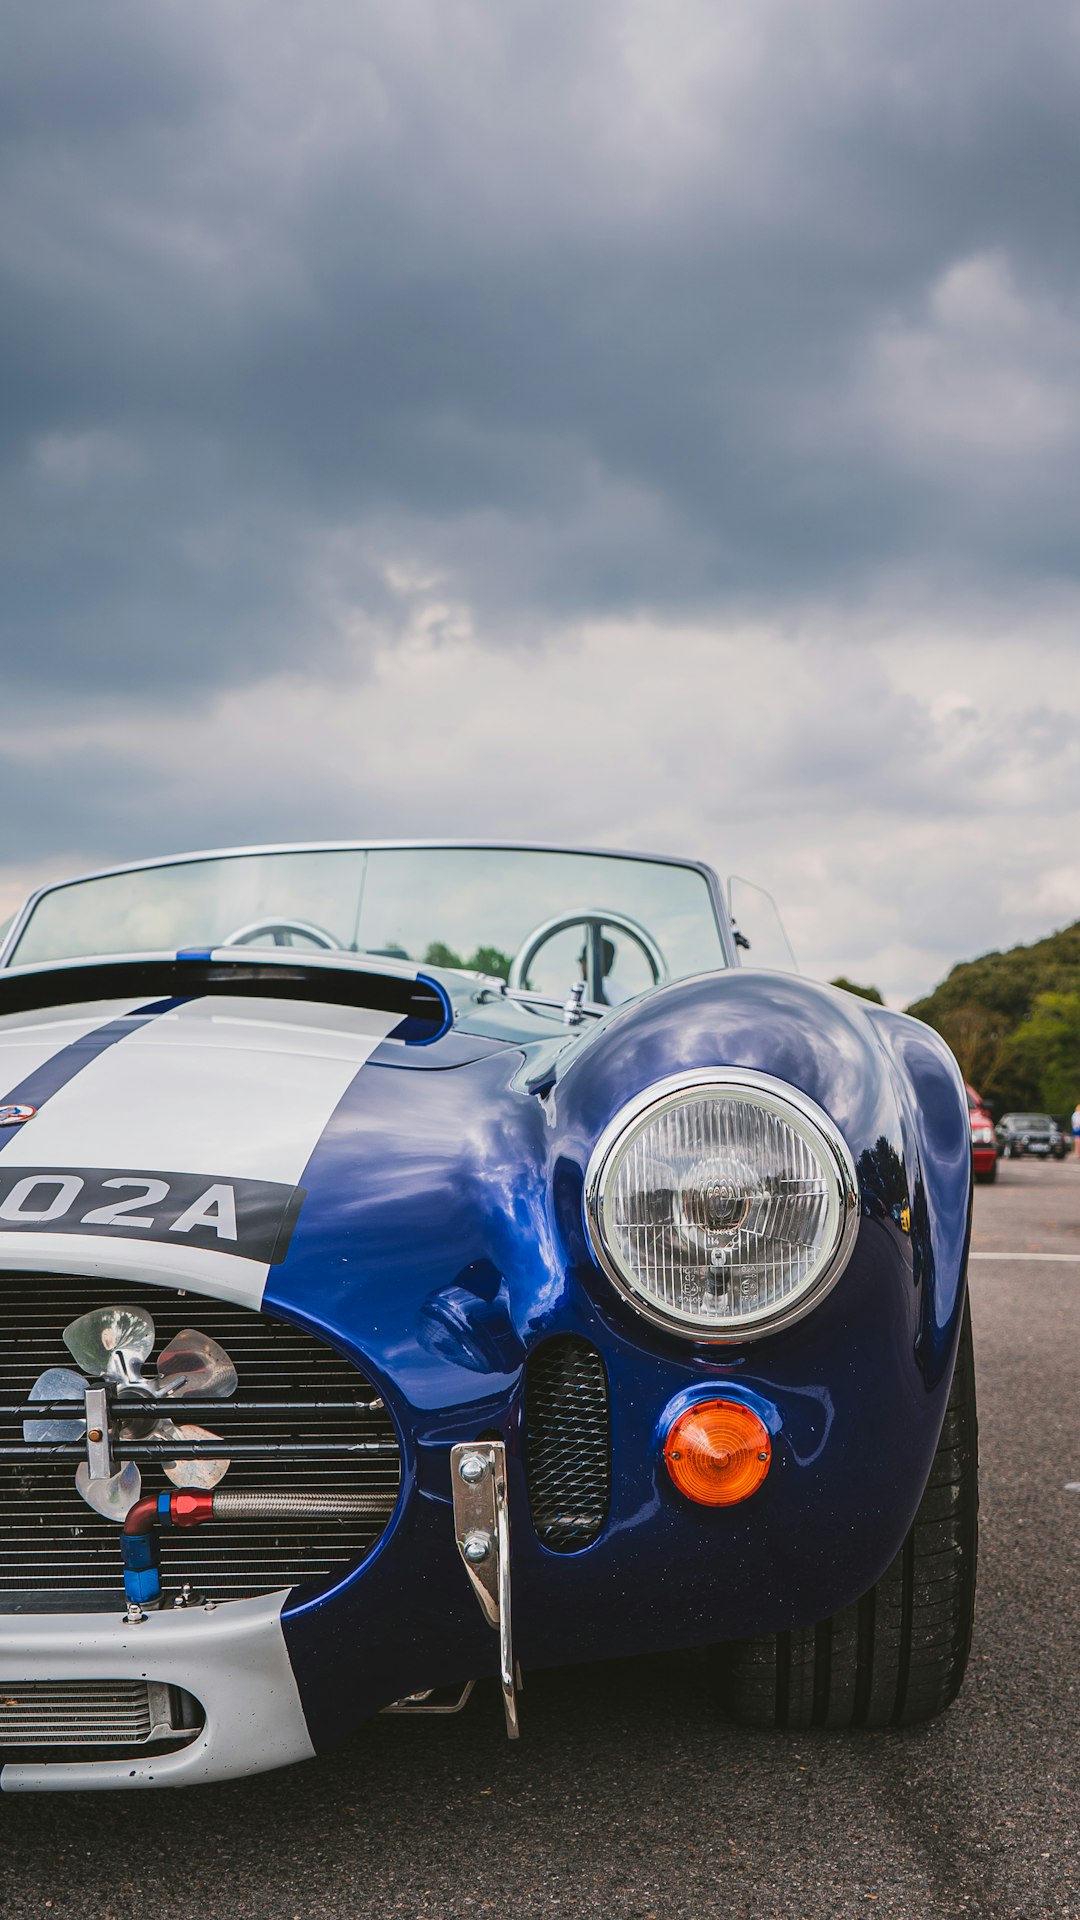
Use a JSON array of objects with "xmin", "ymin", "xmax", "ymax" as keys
[{"xmin": 0, "ymin": 990, "xmax": 522, "ymax": 1307}]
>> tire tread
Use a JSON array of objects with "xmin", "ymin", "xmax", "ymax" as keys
[{"xmin": 717, "ymin": 1298, "xmax": 978, "ymax": 1729}]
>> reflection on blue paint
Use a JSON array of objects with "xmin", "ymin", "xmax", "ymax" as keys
[{"xmin": 268, "ymin": 964, "xmax": 970, "ymax": 1756}]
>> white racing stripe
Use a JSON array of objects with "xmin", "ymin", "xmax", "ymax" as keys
[
  {"xmin": 0, "ymin": 995, "xmax": 399, "ymax": 1307},
  {"xmin": 0, "ymin": 1234, "xmax": 290, "ymax": 1310},
  {"xmin": 0, "ymin": 999, "xmax": 161, "ymax": 1096},
  {"xmin": 0, "ymin": 996, "xmax": 400, "ymax": 1182},
  {"xmin": 0, "ymin": 983, "xmax": 404, "ymax": 1790}
]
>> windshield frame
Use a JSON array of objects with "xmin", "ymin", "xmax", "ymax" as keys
[{"xmin": 0, "ymin": 839, "xmax": 738, "ymax": 973}]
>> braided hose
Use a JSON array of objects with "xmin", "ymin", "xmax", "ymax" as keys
[
  {"xmin": 120, "ymin": 1486, "xmax": 396, "ymax": 1606},
  {"xmin": 209, "ymin": 1489, "xmax": 394, "ymax": 1519}
]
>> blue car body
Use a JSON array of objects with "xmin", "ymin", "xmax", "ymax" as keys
[
  {"xmin": 0, "ymin": 844, "xmax": 972, "ymax": 1786},
  {"xmin": 278, "ymin": 965, "xmax": 972, "ymax": 1750}
]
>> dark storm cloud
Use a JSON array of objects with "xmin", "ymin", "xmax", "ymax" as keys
[
  {"xmin": 4, "ymin": 0, "xmax": 1080, "ymax": 1008},
  {"xmin": 4, "ymin": 0, "xmax": 1080, "ymax": 701}
]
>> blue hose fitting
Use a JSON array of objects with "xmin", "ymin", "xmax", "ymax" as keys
[
  {"xmin": 119, "ymin": 1494, "xmax": 174, "ymax": 1607},
  {"xmin": 120, "ymin": 1530, "xmax": 161, "ymax": 1607}
]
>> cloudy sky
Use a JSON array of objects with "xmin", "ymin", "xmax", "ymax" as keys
[{"xmin": 3, "ymin": 0, "xmax": 1079, "ymax": 1003}]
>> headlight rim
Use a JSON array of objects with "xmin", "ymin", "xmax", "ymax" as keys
[{"xmin": 583, "ymin": 1068, "xmax": 860, "ymax": 1345}]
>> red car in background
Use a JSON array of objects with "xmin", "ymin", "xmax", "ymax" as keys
[{"xmin": 967, "ymin": 1084, "xmax": 997, "ymax": 1183}]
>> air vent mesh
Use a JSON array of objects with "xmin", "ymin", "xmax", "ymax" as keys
[{"xmin": 525, "ymin": 1336, "xmax": 610, "ymax": 1552}]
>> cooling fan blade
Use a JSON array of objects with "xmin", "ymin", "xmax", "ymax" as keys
[
  {"xmin": 162, "ymin": 1422, "xmax": 230, "ymax": 1489},
  {"xmin": 152, "ymin": 1329, "xmax": 238, "ymax": 1400},
  {"xmin": 63, "ymin": 1305, "xmax": 155, "ymax": 1384},
  {"xmin": 43, "ymin": 1308, "xmax": 239, "ymax": 1523},
  {"xmin": 75, "ymin": 1459, "xmax": 142, "ymax": 1522},
  {"xmin": 120, "ymin": 1415, "xmax": 231, "ymax": 1489},
  {"xmin": 23, "ymin": 1367, "xmax": 87, "ymax": 1442}
]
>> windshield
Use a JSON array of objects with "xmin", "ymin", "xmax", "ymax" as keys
[{"xmin": 5, "ymin": 846, "xmax": 727, "ymax": 999}]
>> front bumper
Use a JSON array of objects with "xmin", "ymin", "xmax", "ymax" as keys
[
  {"xmin": 0, "ymin": 1592, "xmax": 312, "ymax": 1790},
  {"xmin": 0, "ymin": 1195, "xmax": 971, "ymax": 1789},
  {"xmin": 0, "ymin": 1252, "xmax": 960, "ymax": 1788}
]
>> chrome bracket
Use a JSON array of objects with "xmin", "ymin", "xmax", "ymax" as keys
[
  {"xmin": 382, "ymin": 1680, "xmax": 476, "ymax": 1716},
  {"xmin": 450, "ymin": 1441, "xmax": 519, "ymax": 1739},
  {"xmin": 84, "ymin": 1386, "xmax": 112, "ymax": 1480}
]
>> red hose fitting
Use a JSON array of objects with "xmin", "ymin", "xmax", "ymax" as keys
[
  {"xmin": 122, "ymin": 1491, "xmax": 214, "ymax": 1535},
  {"xmin": 123, "ymin": 1495, "xmax": 163, "ymax": 1536},
  {"xmin": 170, "ymin": 1490, "xmax": 214, "ymax": 1529}
]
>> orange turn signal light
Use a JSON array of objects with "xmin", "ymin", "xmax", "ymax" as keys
[{"xmin": 663, "ymin": 1399, "xmax": 772, "ymax": 1507}]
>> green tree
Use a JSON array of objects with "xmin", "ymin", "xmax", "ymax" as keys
[
  {"xmin": 830, "ymin": 977, "xmax": 884, "ymax": 1004},
  {"xmin": 422, "ymin": 940, "xmax": 511, "ymax": 979},
  {"xmin": 467, "ymin": 945, "xmax": 511, "ymax": 980},
  {"xmin": 423, "ymin": 940, "xmax": 464, "ymax": 970},
  {"xmin": 907, "ymin": 920, "xmax": 1080, "ymax": 1115},
  {"xmin": 984, "ymin": 991, "xmax": 1080, "ymax": 1119},
  {"xmin": 908, "ymin": 922, "xmax": 1080, "ymax": 1032}
]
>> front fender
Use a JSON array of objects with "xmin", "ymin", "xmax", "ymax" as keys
[
  {"xmin": 539, "ymin": 968, "xmax": 971, "ymax": 1579},
  {"xmin": 276, "ymin": 972, "xmax": 973, "ymax": 1751}
]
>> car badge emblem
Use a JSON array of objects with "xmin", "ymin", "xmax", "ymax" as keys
[{"xmin": 0, "ymin": 1104, "xmax": 36, "ymax": 1126}]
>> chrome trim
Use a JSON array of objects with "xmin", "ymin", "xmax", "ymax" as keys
[
  {"xmin": 582, "ymin": 1069, "xmax": 860, "ymax": 1345},
  {"xmin": 563, "ymin": 980, "xmax": 587, "ymax": 1027},
  {"xmin": 83, "ymin": 1387, "xmax": 111, "ymax": 1481},
  {"xmin": 0, "ymin": 841, "xmax": 736, "ymax": 972},
  {"xmin": 493, "ymin": 1457, "xmax": 517, "ymax": 1739},
  {"xmin": 382, "ymin": 1679, "xmax": 476, "ymax": 1715},
  {"xmin": 450, "ymin": 1440, "xmax": 519, "ymax": 1740}
]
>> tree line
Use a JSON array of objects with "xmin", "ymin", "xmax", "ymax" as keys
[
  {"xmin": 834, "ymin": 923, "xmax": 1080, "ymax": 1120},
  {"xmin": 904, "ymin": 922, "xmax": 1080, "ymax": 1119}
]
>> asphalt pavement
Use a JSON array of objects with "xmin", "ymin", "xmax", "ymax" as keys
[{"xmin": 1, "ymin": 1158, "xmax": 1077, "ymax": 1919}]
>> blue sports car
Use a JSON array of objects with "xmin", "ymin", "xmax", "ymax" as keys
[{"xmin": 0, "ymin": 841, "xmax": 977, "ymax": 1788}]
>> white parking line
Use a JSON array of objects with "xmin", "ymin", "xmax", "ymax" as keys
[
  {"xmin": 1066, "ymin": 1484, "xmax": 1080, "ymax": 1493},
  {"xmin": 969, "ymin": 1251, "xmax": 1080, "ymax": 1262}
]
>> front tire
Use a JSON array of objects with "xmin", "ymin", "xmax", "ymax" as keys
[{"xmin": 717, "ymin": 1299, "xmax": 978, "ymax": 1729}]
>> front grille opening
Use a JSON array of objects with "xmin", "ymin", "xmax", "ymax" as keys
[
  {"xmin": 0, "ymin": 1274, "xmax": 401, "ymax": 1608},
  {"xmin": 0, "ymin": 1679, "xmax": 204, "ymax": 1761},
  {"xmin": 525, "ymin": 1336, "xmax": 610, "ymax": 1552}
]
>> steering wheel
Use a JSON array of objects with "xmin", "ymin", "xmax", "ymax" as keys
[
  {"xmin": 508, "ymin": 909, "xmax": 667, "ymax": 1006},
  {"xmin": 221, "ymin": 917, "xmax": 342, "ymax": 951}
]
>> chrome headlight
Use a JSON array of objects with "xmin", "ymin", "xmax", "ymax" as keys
[{"xmin": 584, "ymin": 1070, "xmax": 859, "ymax": 1341}]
